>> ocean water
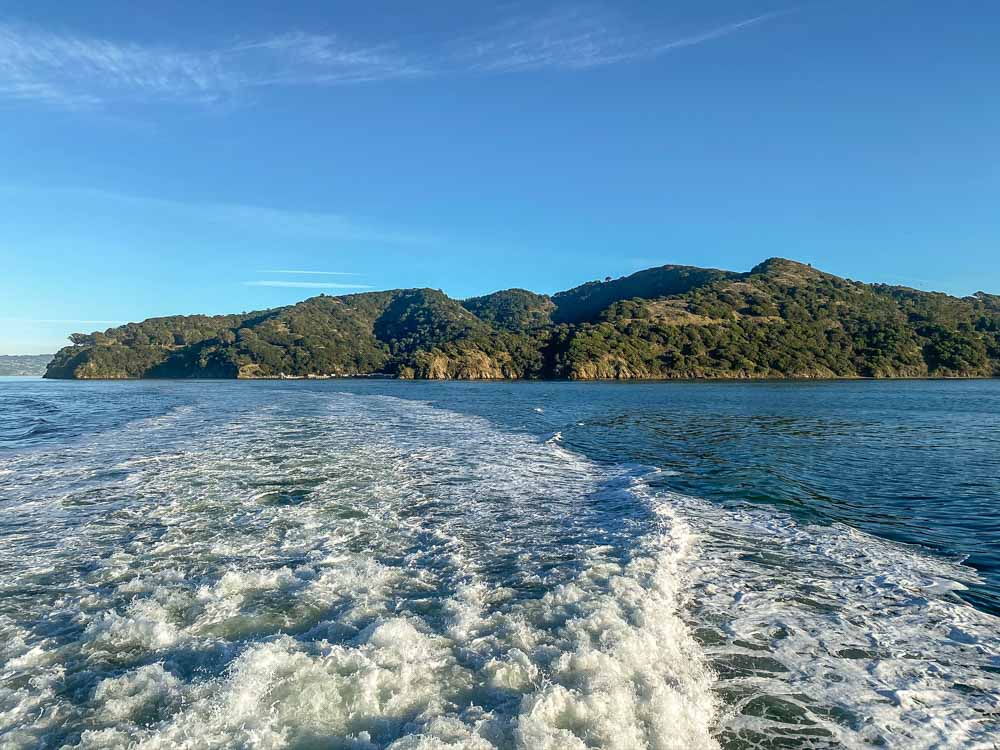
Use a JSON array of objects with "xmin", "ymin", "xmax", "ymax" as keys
[{"xmin": 1, "ymin": 377, "xmax": 998, "ymax": 750}]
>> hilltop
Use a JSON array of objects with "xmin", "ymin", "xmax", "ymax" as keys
[{"xmin": 45, "ymin": 259, "xmax": 1000, "ymax": 380}]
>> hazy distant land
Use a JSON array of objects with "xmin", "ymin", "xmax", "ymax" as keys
[{"xmin": 0, "ymin": 354, "xmax": 53, "ymax": 377}]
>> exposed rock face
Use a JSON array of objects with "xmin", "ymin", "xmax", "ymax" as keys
[
  {"xmin": 404, "ymin": 351, "xmax": 524, "ymax": 380},
  {"xmin": 569, "ymin": 357, "xmax": 659, "ymax": 380}
]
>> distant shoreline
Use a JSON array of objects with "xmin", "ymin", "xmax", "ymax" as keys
[
  {"xmin": 38, "ymin": 374, "xmax": 1000, "ymax": 383},
  {"xmin": 0, "ymin": 354, "xmax": 54, "ymax": 378}
]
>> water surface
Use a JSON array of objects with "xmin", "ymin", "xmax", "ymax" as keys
[{"xmin": 1, "ymin": 379, "xmax": 998, "ymax": 749}]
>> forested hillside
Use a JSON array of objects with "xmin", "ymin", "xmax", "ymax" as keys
[{"xmin": 45, "ymin": 259, "xmax": 1000, "ymax": 380}]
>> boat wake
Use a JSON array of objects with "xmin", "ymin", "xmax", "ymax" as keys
[
  {"xmin": 0, "ymin": 389, "xmax": 997, "ymax": 749},
  {"xmin": 0, "ymin": 392, "xmax": 715, "ymax": 749}
]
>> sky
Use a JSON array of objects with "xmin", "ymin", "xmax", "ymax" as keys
[{"xmin": 0, "ymin": 1, "xmax": 997, "ymax": 354}]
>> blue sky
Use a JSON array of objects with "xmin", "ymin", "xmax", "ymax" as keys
[{"xmin": 1, "ymin": 1, "xmax": 997, "ymax": 354}]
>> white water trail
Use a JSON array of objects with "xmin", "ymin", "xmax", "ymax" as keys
[
  {"xmin": 4, "ymin": 387, "xmax": 997, "ymax": 749},
  {"xmin": 652, "ymin": 490, "xmax": 1000, "ymax": 749},
  {"xmin": 0, "ymin": 390, "xmax": 718, "ymax": 750}
]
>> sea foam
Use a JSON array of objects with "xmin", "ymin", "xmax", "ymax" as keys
[
  {"xmin": 2, "ymin": 387, "xmax": 998, "ymax": 749},
  {"xmin": 0, "ymin": 390, "xmax": 717, "ymax": 749}
]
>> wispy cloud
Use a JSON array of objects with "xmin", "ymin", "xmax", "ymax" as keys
[
  {"xmin": 0, "ymin": 24, "xmax": 237, "ymax": 107},
  {"xmin": 649, "ymin": 12, "xmax": 784, "ymax": 56},
  {"xmin": 193, "ymin": 201, "xmax": 430, "ymax": 244},
  {"xmin": 454, "ymin": 6, "xmax": 637, "ymax": 73},
  {"xmin": 0, "ymin": 318, "xmax": 124, "ymax": 324},
  {"xmin": 243, "ymin": 280, "xmax": 373, "ymax": 289},
  {"xmin": 0, "ymin": 23, "xmax": 421, "ymax": 108},
  {"xmin": 0, "ymin": 6, "xmax": 788, "ymax": 108},
  {"xmin": 0, "ymin": 184, "xmax": 432, "ymax": 246},
  {"xmin": 229, "ymin": 32, "xmax": 424, "ymax": 86},
  {"xmin": 260, "ymin": 270, "xmax": 360, "ymax": 276},
  {"xmin": 450, "ymin": 6, "xmax": 786, "ymax": 73}
]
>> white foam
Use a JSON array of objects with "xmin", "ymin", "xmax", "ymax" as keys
[
  {"xmin": 93, "ymin": 664, "xmax": 184, "ymax": 723},
  {"xmin": 140, "ymin": 620, "xmax": 477, "ymax": 748},
  {"xmin": 654, "ymin": 490, "xmax": 1000, "ymax": 749},
  {"xmin": 4, "ymin": 387, "xmax": 996, "ymax": 750},
  {"xmin": 124, "ymin": 506, "xmax": 717, "ymax": 749},
  {"xmin": 193, "ymin": 567, "xmax": 299, "ymax": 628},
  {"xmin": 4, "ymin": 390, "xmax": 719, "ymax": 748},
  {"xmin": 513, "ymin": 506, "xmax": 717, "ymax": 750},
  {"xmin": 0, "ymin": 618, "xmax": 67, "ymax": 747},
  {"xmin": 84, "ymin": 600, "xmax": 183, "ymax": 659}
]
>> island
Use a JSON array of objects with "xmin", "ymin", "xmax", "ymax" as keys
[{"xmin": 45, "ymin": 258, "xmax": 1000, "ymax": 380}]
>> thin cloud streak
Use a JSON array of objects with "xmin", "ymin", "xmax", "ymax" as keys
[
  {"xmin": 0, "ymin": 6, "xmax": 789, "ymax": 108},
  {"xmin": 259, "ymin": 270, "xmax": 361, "ymax": 276},
  {"xmin": 244, "ymin": 281, "xmax": 373, "ymax": 289},
  {"xmin": 0, "ymin": 184, "xmax": 432, "ymax": 246},
  {"xmin": 0, "ymin": 23, "xmax": 419, "ymax": 108},
  {"xmin": 0, "ymin": 318, "xmax": 125, "ymax": 324},
  {"xmin": 452, "ymin": 7, "xmax": 787, "ymax": 73},
  {"xmin": 650, "ymin": 11, "xmax": 786, "ymax": 56}
]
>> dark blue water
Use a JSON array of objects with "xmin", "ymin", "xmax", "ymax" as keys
[{"xmin": 1, "ymin": 377, "xmax": 998, "ymax": 749}]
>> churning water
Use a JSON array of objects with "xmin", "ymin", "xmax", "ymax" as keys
[{"xmin": 1, "ymin": 379, "xmax": 998, "ymax": 749}]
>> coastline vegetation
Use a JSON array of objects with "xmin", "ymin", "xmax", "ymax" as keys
[{"xmin": 45, "ymin": 258, "xmax": 1000, "ymax": 380}]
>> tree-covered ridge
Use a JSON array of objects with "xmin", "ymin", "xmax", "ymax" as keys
[
  {"xmin": 549, "ymin": 259, "xmax": 999, "ymax": 379},
  {"xmin": 44, "ymin": 258, "xmax": 1000, "ymax": 380},
  {"xmin": 461, "ymin": 289, "xmax": 555, "ymax": 332}
]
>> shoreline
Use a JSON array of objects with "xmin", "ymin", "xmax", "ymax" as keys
[{"xmin": 37, "ymin": 374, "xmax": 1000, "ymax": 383}]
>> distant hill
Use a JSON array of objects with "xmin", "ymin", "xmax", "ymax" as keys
[
  {"xmin": 0, "ymin": 354, "xmax": 53, "ymax": 376},
  {"xmin": 45, "ymin": 258, "xmax": 1000, "ymax": 380}
]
